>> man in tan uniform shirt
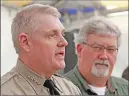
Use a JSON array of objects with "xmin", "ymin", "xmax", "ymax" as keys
[{"xmin": 1, "ymin": 4, "xmax": 81, "ymax": 95}]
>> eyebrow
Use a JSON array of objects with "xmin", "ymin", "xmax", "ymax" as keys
[
  {"xmin": 94, "ymin": 43, "xmax": 117, "ymax": 48},
  {"xmin": 106, "ymin": 46, "xmax": 118, "ymax": 48},
  {"xmin": 93, "ymin": 43, "xmax": 103, "ymax": 46}
]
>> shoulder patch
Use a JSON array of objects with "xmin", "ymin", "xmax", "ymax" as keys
[{"xmin": 1, "ymin": 68, "xmax": 17, "ymax": 86}]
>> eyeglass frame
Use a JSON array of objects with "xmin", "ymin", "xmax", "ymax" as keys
[{"xmin": 82, "ymin": 42, "xmax": 118, "ymax": 54}]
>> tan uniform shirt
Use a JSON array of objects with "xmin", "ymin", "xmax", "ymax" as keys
[{"xmin": 1, "ymin": 59, "xmax": 81, "ymax": 95}]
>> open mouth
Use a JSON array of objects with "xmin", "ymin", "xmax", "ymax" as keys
[{"xmin": 55, "ymin": 51, "xmax": 65, "ymax": 56}]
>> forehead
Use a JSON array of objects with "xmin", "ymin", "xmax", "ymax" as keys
[
  {"xmin": 87, "ymin": 34, "xmax": 117, "ymax": 46},
  {"xmin": 35, "ymin": 14, "xmax": 64, "ymax": 33}
]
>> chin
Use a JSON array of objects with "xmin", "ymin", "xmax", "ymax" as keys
[{"xmin": 56, "ymin": 61, "xmax": 66, "ymax": 70}]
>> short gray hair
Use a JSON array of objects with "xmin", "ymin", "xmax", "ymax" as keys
[
  {"xmin": 11, "ymin": 4, "xmax": 61, "ymax": 53},
  {"xmin": 74, "ymin": 16, "xmax": 121, "ymax": 47}
]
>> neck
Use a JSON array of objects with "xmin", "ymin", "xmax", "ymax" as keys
[{"xmin": 87, "ymin": 76, "xmax": 108, "ymax": 87}]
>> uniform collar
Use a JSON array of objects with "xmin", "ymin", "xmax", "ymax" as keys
[
  {"xmin": 15, "ymin": 59, "xmax": 47, "ymax": 95},
  {"xmin": 74, "ymin": 66, "xmax": 116, "ymax": 94}
]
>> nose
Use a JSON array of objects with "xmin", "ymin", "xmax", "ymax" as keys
[
  {"xmin": 57, "ymin": 36, "xmax": 68, "ymax": 47},
  {"xmin": 98, "ymin": 49, "xmax": 108, "ymax": 60}
]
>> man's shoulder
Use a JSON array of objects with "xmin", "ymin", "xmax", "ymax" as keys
[
  {"xmin": 111, "ymin": 76, "xmax": 128, "ymax": 86},
  {"xmin": 1, "ymin": 68, "xmax": 19, "ymax": 95},
  {"xmin": 1, "ymin": 67, "xmax": 18, "ymax": 86},
  {"xmin": 54, "ymin": 74, "xmax": 74, "ymax": 85},
  {"xmin": 65, "ymin": 68, "xmax": 75, "ymax": 75},
  {"xmin": 1, "ymin": 67, "xmax": 36, "ymax": 95},
  {"xmin": 64, "ymin": 67, "xmax": 76, "ymax": 78},
  {"xmin": 111, "ymin": 76, "xmax": 128, "ymax": 95},
  {"xmin": 53, "ymin": 73, "xmax": 75, "ymax": 84},
  {"xmin": 52, "ymin": 73, "xmax": 82, "ymax": 95},
  {"xmin": 64, "ymin": 67, "xmax": 79, "ymax": 83}
]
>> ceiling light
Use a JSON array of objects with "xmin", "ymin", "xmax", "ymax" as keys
[
  {"xmin": 108, "ymin": 11, "xmax": 128, "ymax": 17},
  {"xmin": 106, "ymin": 5, "xmax": 117, "ymax": 10}
]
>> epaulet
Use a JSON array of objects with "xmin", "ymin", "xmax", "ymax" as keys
[{"xmin": 1, "ymin": 68, "xmax": 17, "ymax": 86}]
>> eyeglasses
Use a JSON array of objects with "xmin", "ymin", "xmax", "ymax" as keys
[{"xmin": 83, "ymin": 43, "xmax": 118, "ymax": 54}]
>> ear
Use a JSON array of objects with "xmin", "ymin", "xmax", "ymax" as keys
[
  {"xmin": 19, "ymin": 33, "xmax": 33, "ymax": 52},
  {"xmin": 76, "ymin": 44, "xmax": 84, "ymax": 57}
]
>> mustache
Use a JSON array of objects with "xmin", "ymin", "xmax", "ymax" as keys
[{"xmin": 94, "ymin": 60, "xmax": 110, "ymax": 67}]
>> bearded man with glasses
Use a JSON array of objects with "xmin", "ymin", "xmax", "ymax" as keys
[{"xmin": 64, "ymin": 16, "xmax": 128, "ymax": 95}]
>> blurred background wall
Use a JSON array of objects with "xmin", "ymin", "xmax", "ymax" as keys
[{"xmin": 1, "ymin": 0, "xmax": 128, "ymax": 77}]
